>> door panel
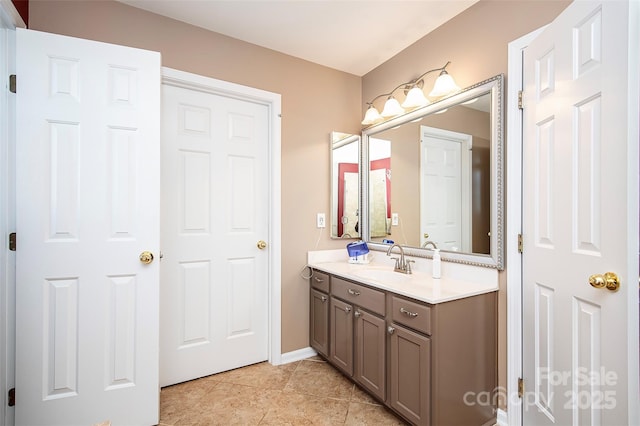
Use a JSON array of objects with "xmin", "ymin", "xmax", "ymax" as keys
[
  {"xmin": 389, "ymin": 324, "xmax": 430, "ymax": 425},
  {"xmin": 310, "ymin": 289, "xmax": 329, "ymax": 357},
  {"xmin": 16, "ymin": 29, "xmax": 160, "ymax": 425},
  {"xmin": 354, "ymin": 309, "xmax": 385, "ymax": 401},
  {"xmin": 522, "ymin": 1, "xmax": 638, "ymax": 424},
  {"xmin": 330, "ymin": 297, "xmax": 353, "ymax": 376},
  {"xmin": 160, "ymin": 83, "xmax": 270, "ymax": 386}
]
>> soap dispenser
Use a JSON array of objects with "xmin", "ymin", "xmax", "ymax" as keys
[{"xmin": 432, "ymin": 249, "xmax": 441, "ymax": 279}]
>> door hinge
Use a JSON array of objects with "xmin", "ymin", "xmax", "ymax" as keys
[
  {"xmin": 8, "ymin": 387, "xmax": 15, "ymax": 406},
  {"xmin": 518, "ymin": 90, "xmax": 523, "ymax": 110},
  {"xmin": 518, "ymin": 378, "xmax": 524, "ymax": 398},
  {"xmin": 517, "ymin": 233, "xmax": 523, "ymax": 253},
  {"xmin": 9, "ymin": 74, "xmax": 16, "ymax": 94},
  {"xmin": 9, "ymin": 232, "xmax": 16, "ymax": 251}
]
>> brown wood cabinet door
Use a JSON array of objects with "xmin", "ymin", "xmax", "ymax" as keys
[
  {"xmin": 354, "ymin": 309, "xmax": 386, "ymax": 401},
  {"xmin": 310, "ymin": 289, "xmax": 329, "ymax": 357},
  {"xmin": 329, "ymin": 297, "xmax": 353, "ymax": 376},
  {"xmin": 389, "ymin": 323, "xmax": 431, "ymax": 426}
]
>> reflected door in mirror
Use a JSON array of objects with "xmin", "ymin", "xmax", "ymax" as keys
[{"xmin": 338, "ymin": 162, "xmax": 358, "ymax": 238}]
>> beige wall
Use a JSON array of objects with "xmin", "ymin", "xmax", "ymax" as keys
[
  {"xmin": 29, "ymin": 0, "xmax": 361, "ymax": 354},
  {"xmin": 30, "ymin": 0, "xmax": 571, "ymax": 408},
  {"xmin": 362, "ymin": 0, "xmax": 570, "ymax": 407}
]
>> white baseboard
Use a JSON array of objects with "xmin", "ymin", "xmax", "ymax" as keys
[
  {"xmin": 496, "ymin": 408, "xmax": 508, "ymax": 426},
  {"xmin": 279, "ymin": 347, "xmax": 317, "ymax": 364}
]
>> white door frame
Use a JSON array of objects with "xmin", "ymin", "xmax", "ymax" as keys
[
  {"xmin": 506, "ymin": 26, "xmax": 545, "ymax": 426},
  {"xmin": 0, "ymin": 2, "xmax": 24, "ymax": 425},
  {"xmin": 160, "ymin": 67, "xmax": 282, "ymax": 366}
]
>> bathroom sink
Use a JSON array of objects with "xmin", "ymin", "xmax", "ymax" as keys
[{"xmin": 352, "ymin": 269, "xmax": 412, "ymax": 284}]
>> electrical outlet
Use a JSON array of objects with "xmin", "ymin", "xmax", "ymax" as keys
[
  {"xmin": 391, "ymin": 213, "xmax": 399, "ymax": 226},
  {"xmin": 317, "ymin": 213, "xmax": 326, "ymax": 228}
]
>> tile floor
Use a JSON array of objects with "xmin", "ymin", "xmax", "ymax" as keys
[{"xmin": 159, "ymin": 357, "xmax": 408, "ymax": 425}]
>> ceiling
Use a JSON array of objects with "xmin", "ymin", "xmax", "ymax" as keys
[{"xmin": 117, "ymin": 0, "xmax": 478, "ymax": 76}]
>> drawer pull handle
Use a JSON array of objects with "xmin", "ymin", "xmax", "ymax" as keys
[
  {"xmin": 321, "ymin": 296, "xmax": 327, "ymax": 302},
  {"xmin": 400, "ymin": 307, "xmax": 419, "ymax": 318},
  {"xmin": 347, "ymin": 288, "xmax": 361, "ymax": 296},
  {"xmin": 313, "ymin": 277, "xmax": 324, "ymax": 283}
]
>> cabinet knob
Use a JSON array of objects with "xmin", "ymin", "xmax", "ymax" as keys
[
  {"xmin": 321, "ymin": 296, "xmax": 327, "ymax": 302},
  {"xmin": 387, "ymin": 326, "xmax": 395, "ymax": 335},
  {"xmin": 345, "ymin": 306, "xmax": 352, "ymax": 313},
  {"xmin": 354, "ymin": 310, "xmax": 361, "ymax": 318}
]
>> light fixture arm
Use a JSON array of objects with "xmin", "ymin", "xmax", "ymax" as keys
[
  {"xmin": 409, "ymin": 61, "xmax": 452, "ymax": 88},
  {"xmin": 363, "ymin": 61, "xmax": 452, "ymax": 105}
]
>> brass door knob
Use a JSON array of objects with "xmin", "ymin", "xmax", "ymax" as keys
[
  {"xmin": 257, "ymin": 240, "xmax": 267, "ymax": 250},
  {"xmin": 589, "ymin": 272, "xmax": 620, "ymax": 292},
  {"xmin": 139, "ymin": 251, "xmax": 154, "ymax": 264}
]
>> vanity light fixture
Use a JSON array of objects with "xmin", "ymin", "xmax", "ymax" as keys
[{"xmin": 361, "ymin": 61, "xmax": 460, "ymax": 126}]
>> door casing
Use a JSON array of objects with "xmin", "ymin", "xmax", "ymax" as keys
[{"xmin": 0, "ymin": 4, "xmax": 24, "ymax": 425}]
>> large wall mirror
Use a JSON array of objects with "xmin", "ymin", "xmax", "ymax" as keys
[
  {"xmin": 330, "ymin": 132, "xmax": 361, "ymax": 239},
  {"xmin": 361, "ymin": 74, "xmax": 504, "ymax": 269}
]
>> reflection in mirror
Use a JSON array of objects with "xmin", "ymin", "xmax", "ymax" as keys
[
  {"xmin": 369, "ymin": 138, "xmax": 391, "ymax": 238},
  {"xmin": 362, "ymin": 75, "xmax": 504, "ymax": 269},
  {"xmin": 330, "ymin": 132, "xmax": 360, "ymax": 239}
]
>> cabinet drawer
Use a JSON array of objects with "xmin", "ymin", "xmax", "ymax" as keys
[
  {"xmin": 332, "ymin": 277, "xmax": 385, "ymax": 316},
  {"xmin": 310, "ymin": 270, "xmax": 330, "ymax": 293},
  {"xmin": 391, "ymin": 296, "xmax": 431, "ymax": 335}
]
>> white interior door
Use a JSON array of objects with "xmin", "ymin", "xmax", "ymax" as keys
[
  {"xmin": 160, "ymin": 79, "xmax": 270, "ymax": 387},
  {"xmin": 420, "ymin": 126, "xmax": 471, "ymax": 251},
  {"xmin": 522, "ymin": 1, "xmax": 638, "ymax": 425},
  {"xmin": 15, "ymin": 29, "xmax": 161, "ymax": 425}
]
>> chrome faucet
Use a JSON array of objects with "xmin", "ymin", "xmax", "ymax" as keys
[
  {"xmin": 422, "ymin": 240, "xmax": 438, "ymax": 249},
  {"xmin": 386, "ymin": 244, "xmax": 413, "ymax": 274}
]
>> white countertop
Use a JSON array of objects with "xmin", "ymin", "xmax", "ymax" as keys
[{"xmin": 307, "ymin": 249, "xmax": 498, "ymax": 304}]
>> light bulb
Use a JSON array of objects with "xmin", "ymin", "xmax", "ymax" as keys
[{"xmin": 380, "ymin": 97, "xmax": 404, "ymax": 118}]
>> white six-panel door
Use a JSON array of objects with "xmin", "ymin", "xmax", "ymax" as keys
[
  {"xmin": 160, "ymin": 79, "xmax": 270, "ymax": 386},
  {"xmin": 15, "ymin": 29, "xmax": 161, "ymax": 425},
  {"xmin": 420, "ymin": 125, "xmax": 471, "ymax": 251},
  {"xmin": 522, "ymin": 1, "xmax": 638, "ymax": 424}
]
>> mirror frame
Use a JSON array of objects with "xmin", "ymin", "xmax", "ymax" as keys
[
  {"xmin": 360, "ymin": 74, "xmax": 504, "ymax": 269},
  {"xmin": 330, "ymin": 132, "xmax": 361, "ymax": 239}
]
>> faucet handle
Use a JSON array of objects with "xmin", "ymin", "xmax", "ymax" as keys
[
  {"xmin": 390, "ymin": 256, "xmax": 400, "ymax": 269},
  {"xmin": 406, "ymin": 259, "xmax": 415, "ymax": 274}
]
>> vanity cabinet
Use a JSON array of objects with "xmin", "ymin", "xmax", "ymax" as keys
[
  {"xmin": 387, "ymin": 295, "xmax": 432, "ymax": 423},
  {"xmin": 389, "ymin": 323, "xmax": 430, "ymax": 425},
  {"xmin": 325, "ymin": 275, "xmax": 387, "ymax": 400},
  {"xmin": 309, "ymin": 269, "xmax": 497, "ymax": 426},
  {"xmin": 309, "ymin": 270, "xmax": 330, "ymax": 358}
]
